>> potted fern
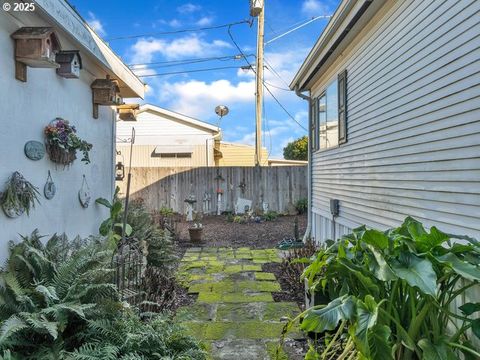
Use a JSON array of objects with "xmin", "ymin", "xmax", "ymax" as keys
[{"xmin": 1, "ymin": 171, "xmax": 40, "ymax": 218}]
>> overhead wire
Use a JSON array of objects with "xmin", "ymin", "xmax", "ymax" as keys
[
  {"xmin": 227, "ymin": 24, "xmax": 307, "ymax": 132},
  {"xmin": 137, "ymin": 66, "xmax": 242, "ymax": 77},
  {"xmin": 106, "ymin": 19, "xmax": 250, "ymax": 41}
]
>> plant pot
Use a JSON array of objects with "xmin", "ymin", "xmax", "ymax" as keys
[
  {"xmin": 46, "ymin": 143, "xmax": 76, "ymax": 165},
  {"xmin": 188, "ymin": 228, "xmax": 203, "ymax": 242}
]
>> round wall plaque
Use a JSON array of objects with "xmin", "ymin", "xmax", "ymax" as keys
[{"xmin": 24, "ymin": 141, "xmax": 45, "ymax": 161}]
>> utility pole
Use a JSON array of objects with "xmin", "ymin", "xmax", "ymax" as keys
[{"xmin": 251, "ymin": 0, "xmax": 265, "ymax": 166}]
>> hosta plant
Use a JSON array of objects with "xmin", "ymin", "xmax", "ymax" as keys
[{"xmin": 281, "ymin": 217, "xmax": 480, "ymax": 360}]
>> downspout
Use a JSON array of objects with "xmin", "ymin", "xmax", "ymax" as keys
[{"xmin": 294, "ymin": 85, "xmax": 312, "ymax": 243}]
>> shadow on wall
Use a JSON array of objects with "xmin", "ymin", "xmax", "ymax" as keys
[{"xmin": 117, "ymin": 166, "xmax": 307, "ymax": 215}]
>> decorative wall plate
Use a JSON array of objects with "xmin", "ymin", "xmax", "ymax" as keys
[
  {"xmin": 78, "ymin": 175, "xmax": 91, "ymax": 208},
  {"xmin": 24, "ymin": 141, "xmax": 45, "ymax": 160},
  {"xmin": 44, "ymin": 170, "xmax": 56, "ymax": 200}
]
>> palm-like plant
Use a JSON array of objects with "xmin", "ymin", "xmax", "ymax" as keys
[{"xmin": 282, "ymin": 217, "xmax": 480, "ymax": 360}]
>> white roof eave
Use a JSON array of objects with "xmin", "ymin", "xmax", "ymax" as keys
[{"xmin": 35, "ymin": 0, "xmax": 145, "ymax": 99}]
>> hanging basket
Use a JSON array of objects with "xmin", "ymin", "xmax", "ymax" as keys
[{"xmin": 46, "ymin": 143, "xmax": 77, "ymax": 165}]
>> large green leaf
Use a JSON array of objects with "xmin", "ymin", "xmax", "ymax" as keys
[
  {"xmin": 472, "ymin": 318, "xmax": 480, "ymax": 339},
  {"xmin": 404, "ymin": 217, "xmax": 427, "ymax": 240},
  {"xmin": 391, "ymin": 252, "xmax": 437, "ymax": 296},
  {"xmin": 416, "ymin": 227, "xmax": 450, "ymax": 253},
  {"xmin": 459, "ymin": 302, "xmax": 480, "ymax": 316},
  {"xmin": 301, "ymin": 295, "xmax": 355, "ymax": 333},
  {"xmin": 337, "ymin": 259, "xmax": 380, "ymax": 298},
  {"xmin": 436, "ymin": 253, "xmax": 480, "ymax": 281},
  {"xmin": 352, "ymin": 295, "xmax": 379, "ymax": 356},
  {"xmin": 368, "ymin": 324, "xmax": 393, "ymax": 360},
  {"xmin": 362, "ymin": 230, "xmax": 389, "ymax": 250},
  {"xmin": 99, "ymin": 218, "xmax": 113, "ymax": 236},
  {"xmin": 95, "ymin": 197, "xmax": 112, "ymax": 209},
  {"xmin": 368, "ymin": 246, "xmax": 397, "ymax": 281},
  {"xmin": 418, "ymin": 338, "xmax": 456, "ymax": 360},
  {"xmin": 114, "ymin": 223, "xmax": 132, "ymax": 236},
  {"xmin": 110, "ymin": 201, "xmax": 122, "ymax": 219}
]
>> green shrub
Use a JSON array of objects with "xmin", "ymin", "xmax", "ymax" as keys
[
  {"xmin": 282, "ymin": 217, "xmax": 480, "ymax": 359},
  {"xmin": 0, "ymin": 231, "xmax": 205, "ymax": 359},
  {"xmin": 295, "ymin": 198, "xmax": 308, "ymax": 214},
  {"xmin": 159, "ymin": 206, "xmax": 174, "ymax": 217},
  {"xmin": 263, "ymin": 210, "xmax": 279, "ymax": 221},
  {"xmin": 233, "ymin": 215, "xmax": 247, "ymax": 224}
]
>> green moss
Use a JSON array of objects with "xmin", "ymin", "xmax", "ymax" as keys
[
  {"xmin": 236, "ymin": 321, "xmax": 285, "ymax": 339},
  {"xmin": 236, "ymin": 280, "xmax": 281, "ymax": 292},
  {"xmin": 204, "ymin": 263, "xmax": 225, "ymax": 274},
  {"xmin": 177, "ymin": 303, "xmax": 214, "ymax": 321},
  {"xmin": 197, "ymin": 292, "xmax": 222, "ymax": 303},
  {"xmin": 216, "ymin": 303, "xmax": 264, "ymax": 322},
  {"xmin": 255, "ymin": 272, "xmax": 276, "ymax": 281},
  {"xmin": 223, "ymin": 265, "xmax": 243, "ymax": 274},
  {"xmin": 182, "ymin": 322, "xmax": 207, "ymax": 339},
  {"xmin": 242, "ymin": 264, "xmax": 262, "ymax": 272},
  {"xmin": 263, "ymin": 302, "xmax": 300, "ymax": 321},
  {"xmin": 204, "ymin": 322, "xmax": 236, "ymax": 340},
  {"xmin": 223, "ymin": 292, "xmax": 274, "ymax": 303},
  {"xmin": 189, "ymin": 280, "xmax": 236, "ymax": 293},
  {"xmin": 180, "ymin": 260, "xmax": 209, "ymax": 270}
]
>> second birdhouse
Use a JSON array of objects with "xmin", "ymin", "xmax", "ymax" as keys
[
  {"xmin": 91, "ymin": 75, "xmax": 122, "ymax": 118},
  {"xmin": 56, "ymin": 50, "xmax": 82, "ymax": 78}
]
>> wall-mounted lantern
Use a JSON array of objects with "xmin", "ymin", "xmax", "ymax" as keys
[
  {"xmin": 117, "ymin": 104, "xmax": 140, "ymax": 121},
  {"xmin": 91, "ymin": 75, "xmax": 123, "ymax": 119},
  {"xmin": 56, "ymin": 50, "xmax": 82, "ymax": 79},
  {"xmin": 115, "ymin": 161, "xmax": 125, "ymax": 181},
  {"xmin": 11, "ymin": 27, "xmax": 61, "ymax": 82}
]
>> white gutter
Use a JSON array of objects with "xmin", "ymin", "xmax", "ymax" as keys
[{"xmin": 294, "ymin": 86, "xmax": 312, "ymax": 242}]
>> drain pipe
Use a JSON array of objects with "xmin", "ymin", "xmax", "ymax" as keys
[{"xmin": 294, "ymin": 85, "xmax": 312, "ymax": 243}]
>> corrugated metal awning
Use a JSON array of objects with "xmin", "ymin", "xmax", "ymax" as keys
[{"xmin": 153, "ymin": 145, "xmax": 194, "ymax": 154}]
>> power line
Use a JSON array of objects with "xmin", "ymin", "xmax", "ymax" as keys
[
  {"xmin": 106, "ymin": 19, "xmax": 250, "ymax": 41},
  {"xmin": 265, "ymin": 15, "xmax": 331, "ymax": 45},
  {"xmin": 129, "ymin": 54, "xmax": 255, "ymax": 69},
  {"xmin": 227, "ymin": 24, "xmax": 307, "ymax": 132},
  {"xmin": 264, "ymin": 58, "xmax": 291, "ymax": 88},
  {"xmin": 136, "ymin": 65, "xmax": 241, "ymax": 77}
]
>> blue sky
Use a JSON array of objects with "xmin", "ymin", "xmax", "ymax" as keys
[{"xmin": 70, "ymin": 0, "xmax": 340, "ymax": 158}]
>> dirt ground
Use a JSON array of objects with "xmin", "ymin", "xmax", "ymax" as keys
[{"xmin": 175, "ymin": 214, "xmax": 307, "ymax": 249}]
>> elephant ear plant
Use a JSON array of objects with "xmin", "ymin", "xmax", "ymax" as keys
[
  {"xmin": 0, "ymin": 171, "xmax": 40, "ymax": 218},
  {"xmin": 280, "ymin": 217, "xmax": 480, "ymax": 360}
]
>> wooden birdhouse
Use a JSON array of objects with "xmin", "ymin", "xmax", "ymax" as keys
[
  {"xmin": 11, "ymin": 27, "xmax": 61, "ymax": 82},
  {"xmin": 56, "ymin": 50, "xmax": 82, "ymax": 79},
  {"xmin": 91, "ymin": 75, "xmax": 123, "ymax": 118},
  {"xmin": 117, "ymin": 104, "xmax": 140, "ymax": 121}
]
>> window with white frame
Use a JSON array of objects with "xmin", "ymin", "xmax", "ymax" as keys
[{"xmin": 312, "ymin": 70, "xmax": 347, "ymax": 151}]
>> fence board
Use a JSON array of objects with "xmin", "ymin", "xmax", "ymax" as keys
[{"xmin": 118, "ymin": 166, "xmax": 307, "ymax": 214}]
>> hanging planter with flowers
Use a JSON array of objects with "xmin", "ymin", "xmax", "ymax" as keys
[{"xmin": 44, "ymin": 118, "xmax": 93, "ymax": 166}]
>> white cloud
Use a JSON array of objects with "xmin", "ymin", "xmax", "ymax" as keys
[
  {"xmin": 130, "ymin": 35, "xmax": 232, "ymax": 63},
  {"xmin": 169, "ymin": 19, "xmax": 182, "ymax": 27},
  {"xmin": 301, "ymin": 0, "xmax": 331, "ymax": 15},
  {"xmin": 86, "ymin": 11, "xmax": 106, "ymax": 36},
  {"xmin": 196, "ymin": 16, "xmax": 214, "ymax": 26},
  {"xmin": 157, "ymin": 79, "xmax": 255, "ymax": 118},
  {"xmin": 177, "ymin": 3, "xmax": 202, "ymax": 13}
]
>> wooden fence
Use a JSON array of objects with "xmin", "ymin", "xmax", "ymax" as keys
[{"xmin": 118, "ymin": 166, "xmax": 307, "ymax": 214}]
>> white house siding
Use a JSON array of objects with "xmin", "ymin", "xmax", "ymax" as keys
[
  {"xmin": 310, "ymin": 0, "xmax": 480, "ymax": 242},
  {"xmin": 0, "ymin": 11, "xmax": 119, "ymax": 262},
  {"xmin": 117, "ymin": 111, "xmax": 216, "ymax": 167}
]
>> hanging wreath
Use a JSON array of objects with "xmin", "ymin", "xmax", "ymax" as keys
[
  {"xmin": 44, "ymin": 118, "xmax": 93, "ymax": 166},
  {"xmin": 1, "ymin": 171, "xmax": 40, "ymax": 218}
]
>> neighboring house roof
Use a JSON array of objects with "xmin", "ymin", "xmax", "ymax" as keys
[
  {"xmin": 138, "ymin": 104, "xmax": 221, "ymax": 134},
  {"xmin": 290, "ymin": 0, "xmax": 386, "ymax": 92},
  {"xmin": 267, "ymin": 159, "xmax": 308, "ymax": 166},
  {"xmin": 34, "ymin": 0, "xmax": 144, "ymax": 98}
]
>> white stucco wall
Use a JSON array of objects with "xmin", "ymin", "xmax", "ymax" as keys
[{"xmin": 0, "ymin": 10, "xmax": 118, "ymax": 263}]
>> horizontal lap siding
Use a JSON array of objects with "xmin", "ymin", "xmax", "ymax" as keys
[{"xmin": 311, "ymin": 0, "xmax": 480, "ymax": 241}]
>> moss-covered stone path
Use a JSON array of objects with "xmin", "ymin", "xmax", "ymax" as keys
[{"xmin": 176, "ymin": 247, "xmax": 302, "ymax": 360}]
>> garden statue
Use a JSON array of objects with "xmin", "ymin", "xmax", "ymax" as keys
[
  {"xmin": 184, "ymin": 194, "xmax": 196, "ymax": 222},
  {"xmin": 202, "ymin": 192, "xmax": 211, "ymax": 214}
]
